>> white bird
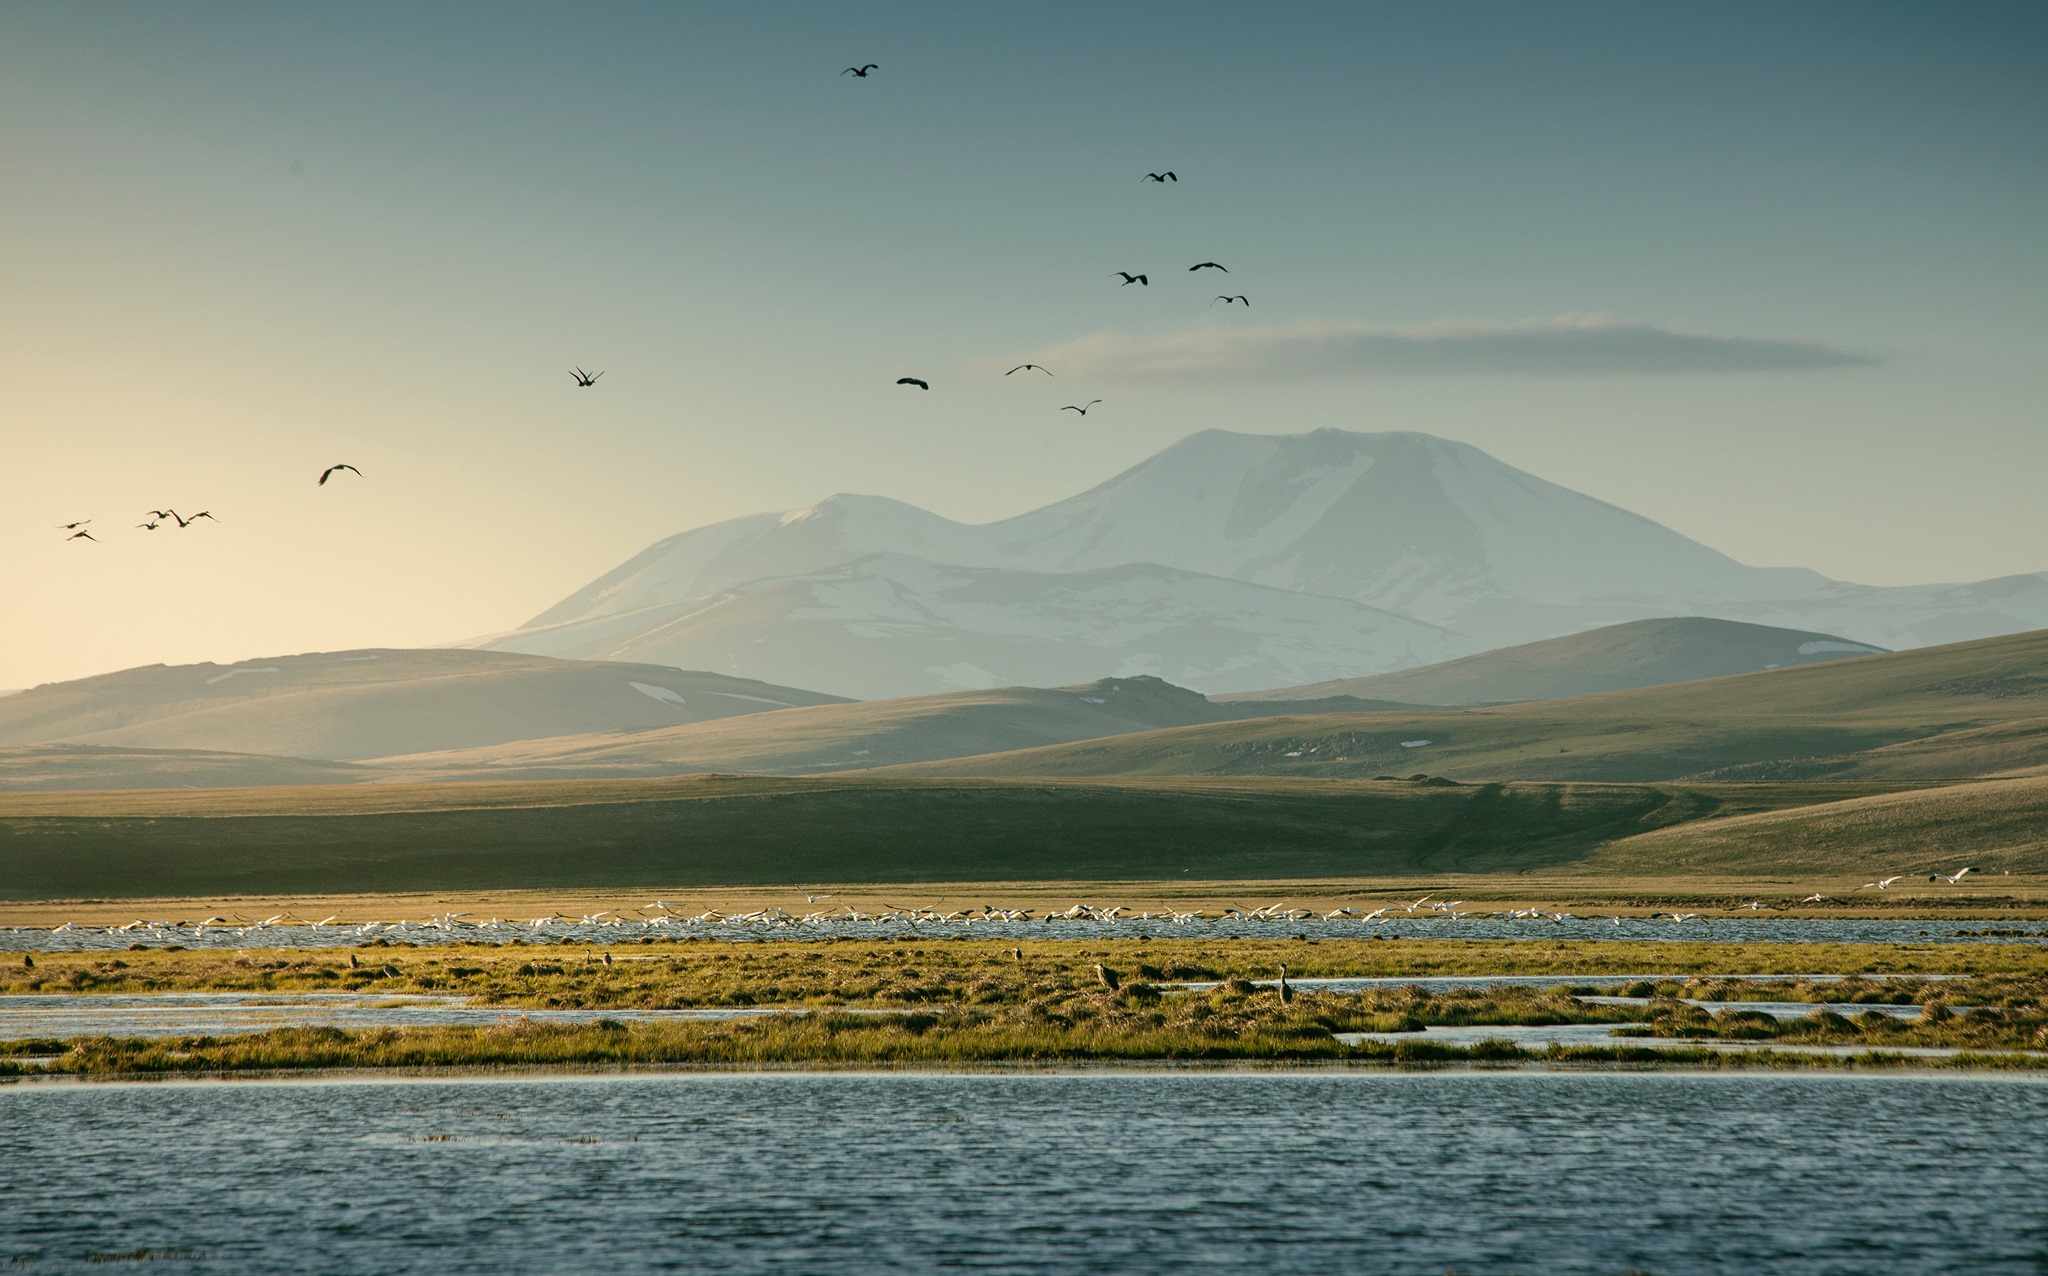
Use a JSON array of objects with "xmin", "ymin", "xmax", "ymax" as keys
[
  {"xmin": 1797, "ymin": 893, "xmax": 1832, "ymax": 904},
  {"xmin": 1934, "ymin": 867, "xmax": 1975, "ymax": 884},
  {"xmin": 1861, "ymin": 876, "xmax": 1903, "ymax": 890}
]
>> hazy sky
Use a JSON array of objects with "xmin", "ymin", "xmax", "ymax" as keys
[{"xmin": 4, "ymin": 1, "xmax": 2044, "ymax": 688}]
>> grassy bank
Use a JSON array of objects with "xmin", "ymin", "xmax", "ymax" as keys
[{"xmin": 6, "ymin": 939, "xmax": 2044, "ymax": 1076}]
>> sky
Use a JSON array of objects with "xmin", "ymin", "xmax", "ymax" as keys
[{"xmin": 2, "ymin": 0, "xmax": 2044, "ymax": 688}]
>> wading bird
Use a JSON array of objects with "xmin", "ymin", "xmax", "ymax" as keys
[
  {"xmin": 1142, "ymin": 171, "xmax": 1177, "ymax": 183},
  {"xmin": 1277, "ymin": 964, "xmax": 1293, "ymax": 1004},
  {"xmin": 1061, "ymin": 401, "xmax": 1101, "ymax": 415},
  {"xmin": 319, "ymin": 464, "xmax": 362, "ymax": 486},
  {"xmin": 1114, "ymin": 271, "xmax": 1149, "ymax": 286},
  {"xmin": 1095, "ymin": 963, "xmax": 1121, "ymax": 991},
  {"xmin": 570, "ymin": 367, "xmax": 603, "ymax": 387},
  {"xmin": 896, "ymin": 377, "xmax": 929, "ymax": 390},
  {"xmin": 843, "ymin": 63, "xmax": 877, "ymax": 77},
  {"xmin": 1006, "ymin": 364, "xmax": 1053, "ymax": 376},
  {"xmin": 1188, "ymin": 261, "xmax": 1228, "ymax": 272},
  {"xmin": 1213, "ymin": 294, "xmax": 1250, "ymax": 306}
]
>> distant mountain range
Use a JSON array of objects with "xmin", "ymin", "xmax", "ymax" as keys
[{"xmin": 481, "ymin": 429, "xmax": 2048, "ymax": 699}]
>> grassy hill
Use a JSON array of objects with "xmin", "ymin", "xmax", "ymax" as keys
[
  {"xmin": 1217, "ymin": 617, "xmax": 1884, "ymax": 706},
  {"xmin": 1590, "ymin": 775, "xmax": 2048, "ymax": 876},
  {"xmin": 0, "ymin": 648, "xmax": 848, "ymax": 763},
  {"xmin": 0, "ymin": 745, "xmax": 376, "ymax": 791},
  {"xmin": 0, "ymin": 774, "xmax": 1932, "ymax": 899},
  {"xmin": 880, "ymin": 629, "xmax": 2048, "ymax": 783},
  {"xmin": 371, "ymin": 676, "xmax": 1424, "ymax": 779}
]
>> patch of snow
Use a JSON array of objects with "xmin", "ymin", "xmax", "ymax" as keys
[
  {"xmin": 1283, "ymin": 750, "xmax": 1304, "ymax": 757},
  {"xmin": 1400, "ymin": 740, "xmax": 1432, "ymax": 748},
  {"xmin": 851, "ymin": 749, "xmax": 871, "ymax": 756},
  {"xmin": 1797, "ymin": 640, "xmax": 1883, "ymax": 655},
  {"xmin": 204, "ymin": 667, "xmax": 280, "ymax": 686},
  {"xmin": 1080, "ymin": 696, "xmax": 1106, "ymax": 704},
  {"xmin": 629, "ymin": 682, "xmax": 688, "ymax": 708},
  {"xmin": 339, "ymin": 654, "xmax": 380, "ymax": 662},
  {"xmin": 705, "ymin": 691, "xmax": 796, "ymax": 706}
]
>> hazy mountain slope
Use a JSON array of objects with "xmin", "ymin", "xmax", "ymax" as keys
[
  {"xmin": 488, "ymin": 428, "xmax": 2048, "ymax": 697},
  {"xmin": 371, "ymin": 676, "xmax": 1426, "ymax": 779},
  {"xmin": 878, "ymin": 629, "xmax": 2048, "ymax": 783},
  {"xmin": 492, "ymin": 554, "xmax": 1469, "ymax": 700},
  {"xmin": 1219, "ymin": 618, "xmax": 1885, "ymax": 706},
  {"xmin": 0, "ymin": 745, "xmax": 376, "ymax": 792},
  {"xmin": 0, "ymin": 649, "xmax": 848, "ymax": 762}
]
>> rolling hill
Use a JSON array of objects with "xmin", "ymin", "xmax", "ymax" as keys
[
  {"xmin": 368, "ymin": 676, "xmax": 1425, "ymax": 779},
  {"xmin": 1218, "ymin": 617, "xmax": 1884, "ymax": 706},
  {"xmin": 878, "ymin": 629, "xmax": 2048, "ymax": 783},
  {"xmin": 0, "ymin": 648, "xmax": 848, "ymax": 762}
]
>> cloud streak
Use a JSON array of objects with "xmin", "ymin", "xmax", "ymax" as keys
[{"xmin": 1013, "ymin": 315, "xmax": 1878, "ymax": 382}]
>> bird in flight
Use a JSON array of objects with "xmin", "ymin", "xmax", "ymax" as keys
[
  {"xmin": 1061, "ymin": 400, "xmax": 1102, "ymax": 415},
  {"xmin": 1114, "ymin": 271, "xmax": 1149, "ymax": 286},
  {"xmin": 1861, "ymin": 875, "xmax": 1903, "ymax": 890},
  {"xmin": 1212, "ymin": 294, "xmax": 1250, "ymax": 307},
  {"xmin": 570, "ymin": 367, "xmax": 603, "ymax": 387},
  {"xmin": 56, "ymin": 520, "xmax": 91, "ymax": 530},
  {"xmin": 170, "ymin": 510, "xmax": 217, "ymax": 528},
  {"xmin": 318, "ymin": 464, "xmax": 362, "ymax": 486},
  {"xmin": 1188, "ymin": 261, "xmax": 1228, "ymax": 272},
  {"xmin": 67, "ymin": 529, "xmax": 97, "ymax": 542},
  {"xmin": 1006, "ymin": 364, "xmax": 1053, "ymax": 376},
  {"xmin": 896, "ymin": 377, "xmax": 929, "ymax": 390},
  {"xmin": 843, "ymin": 63, "xmax": 878, "ymax": 77},
  {"xmin": 136, "ymin": 519, "xmax": 161, "ymax": 531},
  {"xmin": 1142, "ymin": 172, "xmax": 1177, "ymax": 183}
]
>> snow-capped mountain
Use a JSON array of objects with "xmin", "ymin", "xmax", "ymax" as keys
[{"xmin": 487, "ymin": 429, "xmax": 2048, "ymax": 697}]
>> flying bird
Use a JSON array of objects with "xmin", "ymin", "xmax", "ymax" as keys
[
  {"xmin": 318, "ymin": 464, "xmax": 362, "ymax": 486},
  {"xmin": 1861, "ymin": 875, "xmax": 1904, "ymax": 890},
  {"xmin": 171, "ymin": 510, "xmax": 216, "ymax": 528},
  {"xmin": 896, "ymin": 377, "xmax": 930, "ymax": 390},
  {"xmin": 1114, "ymin": 271, "xmax": 1149, "ymax": 286},
  {"xmin": 136, "ymin": 520, "xmax": 160, "ymax": 531},
  {"xmin": 67, "ymin": 529, "xmax": 97, "ymax": 542},
  {"xmin": 570, "ymin": 367, "xmax": 602, "ymax": 387},
  {"xmin": 1188, "ymin": 261, "xmax": 1228, "ymax": 272},
  {"xmin": 1212, "ymin": 295, "xmax": 1250, "ymax": 306},
  {"xmin": 1934, "ymin": 867, "xmax": 1975, "ymax": 884},
  {"xmin": 1142, "ymin": 172, "xmax": 1177, "ymax": 183},
  {"xmin": 842, "ymin": 63, "xmax": 878, "ymax": 77},
  {"xmin": 1006, "ymin": 364, "xmax": 1053, "ymax": 376},
  {"xmin": 1061, "ymin": 401, "xmax": 1102, "ymax": 415},
  {"xmin": 56, "ymin": 520, "xmax": 91, "ymax": 530}
]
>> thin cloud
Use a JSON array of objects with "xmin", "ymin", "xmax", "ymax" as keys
[{"xmin": 1008, "ymin": 315, "xmax": 1878, "ymax": 381}]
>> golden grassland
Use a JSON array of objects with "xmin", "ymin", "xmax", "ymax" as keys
[{"xmin": 5, "ymin": 937, "xmax": 2045, "ymax": 1076}]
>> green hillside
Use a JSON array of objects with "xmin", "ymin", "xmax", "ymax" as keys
[
  {"xmin": 1217, "ymin": 617, "xmax": 1884, "ymax": 706},
  {"xmin": 0, "ymin": 774, "xmax": 1915, "ymax": 899},
  {"xmin": 881, "ymin": 629, "xmax": 2048, "ymax": 783}
]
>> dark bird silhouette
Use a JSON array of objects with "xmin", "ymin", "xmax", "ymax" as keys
[
  {"xmin": 1095, "ymin": 963, "xmax": 1121, "ymax": 991},
  {"xmin": 146, "ymin": 510, "xmax": 176, "ymax": 520},
  {"xmin": 349, "ymin": 953, "xmax": 359, "ymax": 969},
  {"xmin": 67, "ymin": 529, "xmax": 97, "ymax": 542},
  {"xmin": 1142, "ymin": 171, "xmax": 1177, "ymax": 183},
  {"xmin": 1212, "ymin": 294, "xmax": 1250, "ymax": 306},
  {"xmin": 1061, "ymin": 400, "xmax": 1102, "ymax": 415},
  {"xmin": 570, "ymin": 367, "xmax": 603, "ymax": 387},
  {"xmin": 1277, "ymin": 964, "xmax": 1293, "ymax": 1004},
  {"xmin": 171, "ymin": 510, "xmax": 216, "ymax": 528},
  {"xmin": 1188, "ymin": 261, "xmax": 1228, "ymax": 272},
  {"xmin": 1114, "ymin": 271, "xmax": 1149, "ymax": 286},
  {"xmin": 842, "ymin": 63, "xmax": 878, "ymax": 77},
  {"xmin": 896, "ymin": 377, "xmax": 930, "ymax": 390},
  {"xmin": 318, "ymin": 464, "xmax": 362, "ymax": 486},
  {"xmin": 136, "ymin": 520, "xmax": 160, "ymax": 531},
  {"xmin": 57, "ymin": 520, "xmax": 91, "ymax": 530},
  {"xmin": 1006, "ymin": 364, "xmax": 1053, "ymax": 376}
]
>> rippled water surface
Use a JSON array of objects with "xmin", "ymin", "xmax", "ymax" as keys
[{"xmin": 3, "ymin": 1072, "xmax": 2043, "ymax": 1274}]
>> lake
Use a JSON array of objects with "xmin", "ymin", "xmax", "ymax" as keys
[{"xmin": 3, "ymin": 1072, "xmax": 2043, "ymax": 1273}]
